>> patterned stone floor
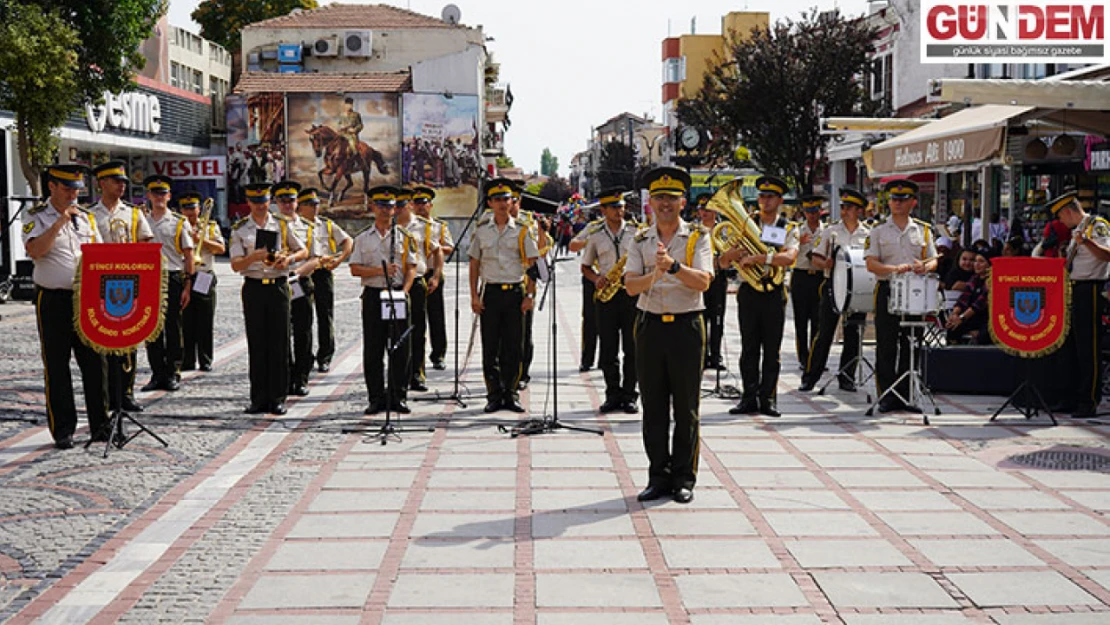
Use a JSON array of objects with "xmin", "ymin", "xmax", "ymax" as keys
[{"xmin": 0, "ymin": 257, "xmax": 1107, "ymax": 624}]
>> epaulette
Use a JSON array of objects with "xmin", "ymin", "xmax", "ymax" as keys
[
  {"xmin": 585, "ymin": 221, "xmax": 604, "ymax": 235},
  {"xmin": 232, "ymin": 217, "xmax": 248, "ymax": 230},
  {"xmin": 589, "ymin": 217, "xmax": 604, "ymax": 225},
  {"xmin": 75, "ymin": 205, "xmax": 92, "ymax": 214},
  {"xmin": 396, "ymin": 226, "xmax": 414, "ymax": 240},
  {"xmin": 913, "ymin": 218, "xmax": 931, "ymax": 230},
  {"xmin": 415, "ymin": 215, "xmax": 432, "ymax": 224},
  {"xmin": 1091, "ymin": 217, "xmax": 1110, "ymax": 237},
  {"xmin": 28, "ymin": 202, "xmax": 48, "ymax": 215},
  {"xmin": 829, "ymin": 219, "xmax": 842, "ymax": 226},
  {"xmin": 634, "ymin": 228, "xmax": 651, "ymax": 242},
  {"xmin": 695, "ymin": 224, "xmax": 711, "ymax": 235},
  {"xmin": 477, "ymin": 214, "xmax": 492, "ymax": 227}
]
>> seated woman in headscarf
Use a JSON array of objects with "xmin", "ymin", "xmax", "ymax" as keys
[{"xmin": 945, "ymin": 247, "xmax": 993, "ymax": 344}]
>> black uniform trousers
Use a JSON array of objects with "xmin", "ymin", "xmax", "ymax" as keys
[
  {"xmin": 597, "ymin": 290, "xmax": 638, "ymax": 403},
  {"xmin": 580, "ymin": 278, "xmax": 598, "ymax": 367},
  {"xmin": 242, "ymin": 277, "xmax": 291, "ymax": 408},
  {"xmin": 425, "ymin": 270, "xmax": 448, "ymax": 364},
  {"xmin": 311, "ymin": 268, "xmax": 336, "ymax": 368},
  {"xmin": 522, "ymin": 308, "xmax": 535, "ymax": 382},
  {"xmin": 791, "ymin": 270, "xmax": 823, "ymax": 368},
  {"xmin": 803, "ymin": 279, "xmax": 865, "ymax": 387},
  {"xmin": 146, "ymin": 271, "xmax": 184, "ymax": 384},
  {"xmin": 107, "ymin": 351, "xmax": 138, "ymax": 409},
  {"xmin": 873, "ymin": 282, "xmax": 920, "ymax": 400},
  {"xmin": 704, "ymin": 269, "xmax": 728, "ymax": 366},
  {"xmin": 1068, "ymin": 281, "xmax": 1105, "ymax": 411},
  {"xmin": 361, "ymin": 286, "xmax": 411, "ymax": 405},
  {"xmin": 408, "ymin": 276, "xmax": 428, "ymax": 385},
  {"xmin": 635, "ymin": 311, "xmax": 704, "ymax": 491},
  {"xmin": 289, "ymin": 275, "xmax": 315, "ymax": 389},
  {"xmin": 481, "ymin": 283, "xmax": 524, "ymax": 403},
  {"xmin": 182, "ymin": 272, "xmax": 217, "ymax": 370},
  {"xmin": 35, "ymin": 287, "xmax": 109, "ymax": 441},
  {"xmin": 737, "ymin": 283, "xmax": 787, "ymax": 402}
]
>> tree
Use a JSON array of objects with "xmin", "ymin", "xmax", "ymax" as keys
[
  {"xmin": 677, "ymin": 9, "xmax": 878, "ymax": 194},
  {"xmin": 596, "ymin": 141, "xmax": 638, "ymax": 193},
  {"xmin": 193, "ymin": 0, "xmax": 318, "ymax": 52},
  {"xmin": 0, "ymin": 0, "xmax": 165, "ymax": 194},
  {"xmin": 495, "ymin": 155, "xmax": 515, "ymax": 170},
  {"xmin": 540, "ymin": 147, "xmax": 558, "ymax": 177},
  {"xmin": 538, "ymin": 176, "xmax": 573, "ymax": 204}
]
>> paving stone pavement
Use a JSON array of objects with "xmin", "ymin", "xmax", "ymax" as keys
[{"xmin": 0, "ymin": 257, "xmax": 1107, "ymax": 624}]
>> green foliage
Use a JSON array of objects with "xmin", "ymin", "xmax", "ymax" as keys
[
  {"xmin": 495, "ymin": 155, "xmax": 515, "ymax": 170},
  {"xmin": 540, "ymin": 147, "xmax": 558, "ymax": 177},
  {"xmin": 193, "ymin": 0, "xmax": 319, "ymax": 51},
  {"xmin": 61, "ymin": 0, "xmax": 166, "ymax": 102},
  {"xmin": 677, "ymin": 9, "xmax": 879, "ymax": 194},
  {"xmin": 596, "ymin": 141, "xmax": 638, "ymax": 192},
  {"xmin": 538, "ymin": 176, "xmax": 573, "ymax": 203}
]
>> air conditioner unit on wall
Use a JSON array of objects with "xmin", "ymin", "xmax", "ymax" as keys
[
  {"xmin": 343, "ymin": 31, "xmax": 372, "ymax": 57},
  {"xmin": 313, "ymin": 37, "xmax": 338, "ymax": 57}
]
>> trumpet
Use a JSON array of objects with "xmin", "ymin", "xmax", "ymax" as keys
[
  {"xmin": 707, "ymin": 179, "xmax": 785, "ymax": 292},
  {"xmin": 192, "ymin": 198, "xmax": 214, "ymax": 268},
  {"xmin": 594, "ymin": 254, "xmax": 627, "ymax": 302},
  {"xmin": 264, "ymin": 249, "xmax": 291, "ymax": 267}
]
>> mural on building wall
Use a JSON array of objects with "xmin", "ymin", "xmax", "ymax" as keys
[
  {"xmin": 225, "ymin": 92, "xmax": 287, "ymax": 218},
  {"xmin": 402, "ymin": 93, "xmax": 481, "ymax": 219},
  {"xmin": 286, "ymin": 93, "xmax": 400, "ymax": 217}
]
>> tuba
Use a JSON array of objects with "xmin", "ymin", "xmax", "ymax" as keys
[
  {"xmin": 192, "ymin": 198, "xmax": 214, "ymax": 268},
  {"xmin": 594, "ymin": 254, "xmax": 627, "ymax": 303},
  {"xmin": 707, "ymin": 179, "xmax": 785, "ymax": 292}
]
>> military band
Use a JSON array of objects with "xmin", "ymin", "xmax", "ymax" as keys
[
  {"xmin": 297, "ymin": 187, "xmax": 353, "ymax": 373},
  {"xmin": 395, "ymin": 186, "xmax": 434, "ymax": 392},
  {"xmin": 274, "ymin": 180, "xmax": 316, "ymax": 397},
  {"xmin": 180, "ymin": 191, "xmax": 225, "ymax": 373},
  {"xmin": 410, "ymin": 186, "xmax": 452, "ymax": 370}
]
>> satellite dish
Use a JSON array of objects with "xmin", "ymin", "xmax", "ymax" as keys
[{"xmin": 441, "ymin": 4, "xmax": 461, "ymax": 25}]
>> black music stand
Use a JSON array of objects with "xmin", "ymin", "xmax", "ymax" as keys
[
  {"xmin": 989, "ymin": 358, "xmax": 1057, "ymax": 425},
  {"xmin": 87, "ymin": 353, "xmax": 168, "ymax": 457}
]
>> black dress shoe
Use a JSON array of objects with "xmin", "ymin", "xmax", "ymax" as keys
[
  {"xmin": 878, "ymin": 398, "xmax": 901, "ymax": 413},
  {"xmin": 578, "ymin": 364, "xmax": 591, "ymax": 372},
  {"xmin": 364, "ymin": 400, "xmax": 385, "ymax": 416},
  {"xmin": 410, "ymin": 381, "xmax": 428, "ymax": 392},
  {"xmin": 161, "ymin": 378, "xmax": 180, "ymax": 392},
  {"xmin": 483, "ymin": 399, "xmax": 501, "ymax": 413},
  {"xmin": 673, "ymin": 487, "xmax": 694, "ymax": 504},
  {"xmin": 391, "ymin": 400, "xmax": 411, "ymax": 414},
  {"xmin": 503, "ymin": 399, "xmax": 526, "ymax": 413},
  {"xmin": 798, "ymin": 380, "xmax": 816, "ymax": 392},
  {"xmin": 759, "ymin": 400, "xmax": 782, "ymax": 418},
  {"xmin": 621, "ymin": 401, "xmax": 638, "ymax": 414},
  {"xmin": 244, "ymin": 404, "xmax": 266, "ymax": 414},
  {"xmin": 89, "ymin": 429, "xmax": 111, "ymax": 443},
  {"xmin": 729, "ymin": 399, "xmax": 758, "ymax": 415},
  {"xmin": 838, "ymin": 381, "xmax": 857, "ymax": 392},
  {"xmin": 121, "ymin": 398, "xmax": 144, "ymax": 412},
  {"xmin": 432, "ymin": 360, "xmax": 446, "ymax": 371},
  {"xmin": 199, "ymin": 364, "xmax": 212, "ymax": 372},
  {"xmin": 318, "ymin": 362, "xmax": 331, "ymax": 373},
  {"xmin": 289, "ymin": 385, "xmax": 309, "ymax": 397},
  {"xmin": 636, "ymin": 485, "xmax": 671, "ymax": 501},
  {"xmin": 140, "ymin": 379, "xmax": 160, "ymax": 392},
  {"xmin": 599, "ymin": 399, "xmax": 620, "ymax": 414},
  {"xmin": 181, "ymin": 364, "xmax": 195, "ymax": 372},
  {"xmin": 270, "ymin": 403, "xmax": 287, "ymax": 415},
  {"xmin": 54, "ymin": 436, "xmax": 74, "ymax": 450}
]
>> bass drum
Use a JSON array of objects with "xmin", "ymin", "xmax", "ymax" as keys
[{"xmin": 830, "ymin": 247, "xmax": 875, "ymax": 315}]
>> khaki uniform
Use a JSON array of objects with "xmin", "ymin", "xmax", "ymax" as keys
[
  {"xmin": 581, "ymin": 220, "xmax": 640, "ymax": 405},
  {"xmin": 792, "ymin": 221, "xmax": 824, "ymax": 367},
  {"xmin": 401, "ymin": 215, "xmax": 432, "ymax": 386},
  {"xmin": 351, "ymin": 224, "xmax": 416, "ymax": 406},
  {"xmin": 803, "ymin": 220, "xmax": 871, "ymax": 388},
  {"xmin": 625, "ymin": 221, "xmax": 713, "ymax": 492},
  {"xmin": 21, "ymin": 203, "xmax": 109, "ymax": 442},
  {"xmin": 468, "ymin": 216, "xmax": 539, "ymax": 402},
  {"xmin": 144, "ymin": 209, "xmax": 194, "ymax": 386},
  {"xmin": 284, "ymin": 214, "xmax": 316, "ymax": 390},
  {"xmin": 305, "ymin": 216, "xmax": 352, "ymax": 370},
  {"xmin": 231, "ymin": 214, "xmax": 306, "ymax": 410},
  {"xmin": 864, "ymin": 218, "xmax": 937, "ymax": 399},
  {"xmin": 572, "ymin": 222, "xmax": 600, "ymax": 368},
  {"xmin": 183, "ymin": 219, "xmax": 224, "ymax": 371},
  {"xmin": 1064, "ymin": 216, "xmax": 1110, "ymax": 411},
  {"xmin": 425, "ymin": 218, "xmax": 454, "ymax": 365}
]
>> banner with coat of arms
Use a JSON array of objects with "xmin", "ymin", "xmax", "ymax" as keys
[
  {"xmin": 989, "ymin": 257, "xmax": 1070, "ymax": 358},
  {"xmin": 75, "ymin": 243, "xmax": 165, "ymax": 355}
]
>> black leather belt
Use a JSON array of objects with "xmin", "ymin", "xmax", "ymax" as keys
[
  {"xmin": 487, "ymin": 282, "xmax": 522, "ymax": 290},
  {"xmin": 641, "ymin": 311, "xmax": 701, "ymax": 323}
]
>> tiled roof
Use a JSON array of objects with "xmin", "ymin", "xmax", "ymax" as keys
[
  {"xmin": 232, "ymin": 71, "xmax": 412, "ymax": 94},
  {"xmin": 245, "ymin": 3, "xmax": 460, "ymax": 30}
]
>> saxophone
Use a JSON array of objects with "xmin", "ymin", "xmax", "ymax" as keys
[
  {"xmin": 707, "ymin": 179, "xmax": 785, "ymax": 292},
  {"xmin": 594, "ymin": 254, "xmax": 628, "ymax": 302},
  {"xmin": 192, "ymin": 198, "xmax": 215, "ymax": 268}
]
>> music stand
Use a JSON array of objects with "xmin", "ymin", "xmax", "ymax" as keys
[
  {"xmin": 503, "ymin": 254, "xmax": 603, "ymax": 438},
  {"xmin": 817, "ymin": 316, "xmax": 875, "ymax": 403},
  {"xmin": 87, "ymin": 353, "xmax": 168, "ymax": 457},
  {"xmin": 865, "ymin": 319, "xmax": 941, "ymax": 424},
  {"xmin": 989, "ymin": 358, "xmax": 1057, "ymax": 425},
  {"xmin": 701, "ymin": 301, "xmax": 742, "ymax": 400}
]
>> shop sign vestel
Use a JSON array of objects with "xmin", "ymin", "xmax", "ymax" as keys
[
  {"xmin": 921, "ymin": 1, "xmax": 1107, "ymax": 63},
  {"xmin": 149, "ymin": 156, "xmax": 227, "ymax": 186},
  {"xmin": 85, "ymin": 91, "xmax": 162, "ymax": 135}
]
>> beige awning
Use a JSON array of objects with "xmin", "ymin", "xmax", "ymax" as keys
[
  {"xmin": 865, "ymin": 104, "xmax": 1033, "ymax": 176},
  {"xmin": 930, "ymin": 78, "xmax": 1110, "ymax": 111}
]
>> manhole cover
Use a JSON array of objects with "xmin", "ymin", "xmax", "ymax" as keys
[{"xmin": 1008, "ymin": 450, "xmax": 1110, "ymax": 472}]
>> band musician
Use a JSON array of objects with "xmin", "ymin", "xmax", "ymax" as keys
[{"xmin": 179, "ymin": 191, "xmax": 225, "ymax": 374}]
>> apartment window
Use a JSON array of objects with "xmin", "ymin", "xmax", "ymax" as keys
[
  {"xmin": 170, "ymin": 61, "xmax": 181, "ymax": 89},
  {"xmin": 663, "ymin": 57, "xmax": 682, "ymax": 83},
  {"xmin": 192, "ymin": 69, "xmax": 204, "ymax": 95}
]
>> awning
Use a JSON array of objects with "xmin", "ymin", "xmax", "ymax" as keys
[{"xmin": 865, "ymin": 105, "xmax": 1033, "ymax": 176}]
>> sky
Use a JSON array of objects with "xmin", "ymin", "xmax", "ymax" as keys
[{"xmin": 168, "ymin": 0, "xmax": 871, "ymax": 176}]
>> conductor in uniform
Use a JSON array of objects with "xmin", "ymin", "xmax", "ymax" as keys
[
  {"xmin": 580, "ymin": 186, "xmax": 639, "ymax": 413},
  {"xmin": 864, "ymin": 179, "xmax": 937, "ymax": 413},
  {"xmin": 624, "ymin": 167, "xmax": 713, "ymax": 504},
  {"xmin": 179, "ymin": 191, "xmax": 225, "ymax": 373},
  {"xmin": 792, "ymin": 195, "xmax": 825, "ymax": 370},
  {"xmin": 351, "ymin": 185, "xmax": 417, "ymax": 415},
  {"xmin": 1052, "ymin": 191, "xmax": 1110, "ymax": 418},
  {"xmin": 723, "ymin": 175, "xmax": 799, "ymax": 417},
  {"xmin": 23, "ymin": 164, "xmax": 110, "ymax": 448},
  {"xmin": 230, "ymin": 182, "xmax": 307, "ymax": 415},
  {"xmin": 800, "ymin": 188, "xmax": 870, "ymax": 392},
  {"xmin": 295, "ymin": 187, "xmax": 353, "ymax": 373},
  {"xmin": 469, "ymin": 178, "xmax": 539, "ymax": 413},
  {"xmin": 91, "ymin": 160, "xmax": 153, "ymax": 412}
]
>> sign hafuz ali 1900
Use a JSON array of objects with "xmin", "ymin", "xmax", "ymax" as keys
[{"xmin": 922, "ymin": 1, "xmax": 1107, "ymax": 63}]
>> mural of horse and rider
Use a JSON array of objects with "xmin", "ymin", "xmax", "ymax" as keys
[
  {"xmin": 287, "ymin": 92, "xmax": 401, "ymax": 217},
  {"xmin": 401, "ymin": 93, "xmax": 481, "ymax": 219}
]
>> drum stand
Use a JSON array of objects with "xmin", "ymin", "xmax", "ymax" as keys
[
  {"xmin": 865, "ymin": 320, "xmax": 941, "ymax": 424},
  {"xmin": 817, "ymin": 316, "xmax": 875, "ymax": 403}
]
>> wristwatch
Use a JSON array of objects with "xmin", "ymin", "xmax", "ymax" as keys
[{"xmin": 668, "ymin": 261, "xmax": 681, "ymax": 275}]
